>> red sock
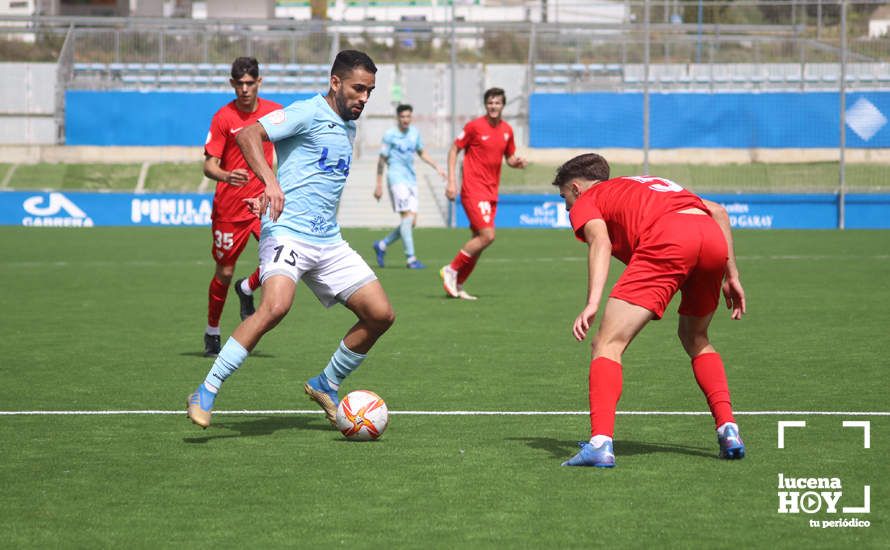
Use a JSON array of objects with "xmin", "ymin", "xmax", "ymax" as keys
[
  {"xmin": 457, "ymin": 254, "xmax": 479, "ymax": 285},
  {"xmin": 207, "ymin": 276, "xmax": 229, "ymax": 328},
  {"xmin": 589, "ymin": 357, "xmax": 623, "ymax": 438},
  {"xmin": 449, "ymin": 250, "xmax": 474, "ymax": 274},
  {"xmin": 247, "ymin": 267, "xmax": 261, "ymax": 291},
  {"xmin": 691, "ymin": 352, "xmax": 735, "ymax": 428}
]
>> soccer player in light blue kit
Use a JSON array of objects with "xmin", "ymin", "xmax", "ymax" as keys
[
  {"xmin": 187, "ymin": 50, "xmax": 395, "ymax": 428},
  {"xmin": 372, "ymin": 104, "xmax": 446, "ymax": 269}
]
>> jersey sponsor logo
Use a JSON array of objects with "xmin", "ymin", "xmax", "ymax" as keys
[
  {"xmin": 481, "ymin": 135, "xmax": 490, "ymax": 141},
  {"xmin": 504, "ymin": 132, "xmax": 509, "ymax": 141},
  {"xmin": 21, "ymin": 192, "xmax": 93, "ymax": 227},
  {"xmin": 316, "ymin": 147, "xmax": 351, "ymax": 176},
  {"xmin": 327, "ymin": 123, "xmax": 336, "ymax": 128},
  {"xmin": 267, "ymin": 109, "xmax": 286, "ymax": 125}
]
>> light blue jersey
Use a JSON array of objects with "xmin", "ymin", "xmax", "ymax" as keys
[
  {"xmin": 380, "ymin": 126, "xmax": 423, "ymax": 187},
  {"xmin": 259, "ymin": 94, "xmax": 356, "ymax": 245}
]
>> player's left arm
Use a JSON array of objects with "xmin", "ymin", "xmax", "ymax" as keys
[
  {"xmin": 702, "ymin": 198, "xmax": 746, "ymax": 320},
  {"xmin": 505, "ymin": 153, "xmax": 527, "ymax": 169},
  {"xmin": 417, "ymin": 149, "xmax": 446, "ymax": 179},
  {"xmin": 573, "ymin": 218, "xmax": 612, "ymax": 342},
  {"xmin": 502, "ymin": 129, "xmax": 527, "ymax": 169}
]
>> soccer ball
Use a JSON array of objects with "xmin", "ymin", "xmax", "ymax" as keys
[{"xmin": 335, "ymin": 390, "xmax": 389, "ymax": 441}]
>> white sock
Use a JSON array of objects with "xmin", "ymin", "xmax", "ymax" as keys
[
  {"xmin": 240, "ymin": 279, "xmax": 253, "ymax": 296},
  {"xmin": 590, "ymin": 434, "xmax": 613, "ymax": 447},
  {"xmin": 378, "ymin": 240, "xmax": 387, "ymax": 251},
  {"xmin": 205, "ymin": 325, "xmax": 220, "ymax": 336},
  {"xmin": 716, "ymin": 422, "xmax": 738, "ymax": 436}
]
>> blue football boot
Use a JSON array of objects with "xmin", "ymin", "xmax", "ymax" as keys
[
  {"xmin": 372, "ymin": 241, "xmax": 386, "ymax": 268},
  {"xmin": 406, "ymin": 258, "xmax": 427, "ymax": 269},
  {"xmin": 304, "ymin": 374, "xmax": 339, "ymax": 426},
  {"xmin": 718, "ymin": 423, "xmax": 746, "ymax": 459},
  {"xmin": 561, "ymin": 440, "xmax": 616, "ymax": 468}
]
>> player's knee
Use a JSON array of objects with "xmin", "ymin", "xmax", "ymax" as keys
[
  {"xmin": 377, "ymin": 306, "xmax": 396, "ymax": 331},
  {"xmin": 259, "ymin": 299, "xmax": 291, "ymax": 322},
  {"xmin": 480, "ymin": 231, "xmax": 496, "ymax": 246},
  {"xmin": 677, "ymin": 328, "xmax": 709, "ymax": 356}
]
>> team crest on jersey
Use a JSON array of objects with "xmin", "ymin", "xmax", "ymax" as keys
[
  {"xmin": 309, "ymin": 215, "xmax": 328, "ymax": 234},
  {"xmin": 504, "ymin": 132, "xmax": 509, "ymax": 141},
  {"xmin": 267, "ymin": 109, "xmax": 286, "ymax": 124}
]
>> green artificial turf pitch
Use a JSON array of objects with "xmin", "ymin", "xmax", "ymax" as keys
[{"xmin": 0, "ymin": 227, "xmax": 887, "ymax": 547}]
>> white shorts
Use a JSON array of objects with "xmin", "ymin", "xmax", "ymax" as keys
[
  {"xmin": 388, "ymin": 183, "xmax": 418, "ymax": 214},
  {"xmin": 258, "ymin": 235, "xmax": 377, "ymax": 308}
]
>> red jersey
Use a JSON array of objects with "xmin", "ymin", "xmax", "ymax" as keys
[
  {"xmin": 454, "ymin": 116, "xmax": 516, "ymax": 201},
  {"xmin": 204, "ymin": 97, "xmax": 282, "ymax": 222},
  {"xmin": 569, "ymin": 176, "xmax": 708, "ymax": 264}
]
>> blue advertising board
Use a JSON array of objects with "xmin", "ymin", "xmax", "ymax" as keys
[
  {"xmin": 454, "ymin": 193, "xmax": 890, "ymax": 230},
  {"xmin": 0, "ymin": 191, "xmax": 213, "ymax": 227},
  {"xmin": 65, "ymin": 91, "xmax": 313, "ymax": 146},
  {"xmin": 530, "ymin": 91, "xmax": 890, "ymax": 148},
  {"xmin": 1, "ymin": 190, "xmax": 887, "ymax": 229}
]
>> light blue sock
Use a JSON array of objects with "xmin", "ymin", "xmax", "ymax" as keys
[
  {"xmin": 204, "ymin": 337, "xmax": 249, "ymax": 389},
  {"xmin": 399, "ymin": 216, "xmax": 415, "ymax": 258},
  {"xmin": 382, "ymin": 226, "xmax": 401, "ymax": 246},
  {"xmin": 322, "ymin": 340, "xmax": 367, "ymax": 386}
]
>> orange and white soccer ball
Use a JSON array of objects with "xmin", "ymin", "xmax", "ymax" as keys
[{"xmin": 335, "ymin": 390, "xmax": 389, "ymax": 441}]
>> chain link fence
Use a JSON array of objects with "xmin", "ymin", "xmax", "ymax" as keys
[{"xmin": 1, "ymin": 1, "xmax": 889, "ymax": 204}]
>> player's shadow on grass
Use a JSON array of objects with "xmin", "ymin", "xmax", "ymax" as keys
[
  {"xmin": 508, "ymin": 437, "xmax": 713, "ymax": 461},
  {"xmin": 179, "ymin": 349, "xmax": 276, "ymax": 359},
  {"xmin": 182, "ymin": 415, "xmax": 330, "ymax": 444}
]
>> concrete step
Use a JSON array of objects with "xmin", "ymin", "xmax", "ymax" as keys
[{"xmin": 338, "ymin": 158, "xmax": 450, "ymax": 228}]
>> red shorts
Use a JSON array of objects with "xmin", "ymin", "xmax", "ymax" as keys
[
  {"xmin": 210, "ymin": 217, "xmax": 261, "ymax": 266},
  {"xmin": 611, "ymin": 213, "xmax": 727, "ymax": 319},
  {"xmin": 461, "ymin": 197, "xmax": 498, "ymax": 231}
]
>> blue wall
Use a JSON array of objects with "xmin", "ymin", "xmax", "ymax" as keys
[
  {"xmin": 454, "ymin": 193, "xmax": 890, "ymax": 230},
  {"xmin": 1, "ymin": 190, "xmax": 887, "ymax": 228},
  {"xmin": 530, "ymin": 91, "xmax": 890, "ymax": 148},
  {"xmin": 65, "ymin": 91, "xmax": 314, "ymax": 146}
]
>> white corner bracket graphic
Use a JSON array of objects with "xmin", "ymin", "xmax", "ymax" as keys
[
  {"xmin": 842, "ymin": 485, "xmax": 871, "ymax": 514},
  {"xmin": 777, "ymin": 420, "xmax": 807, "ymax": 449},
  {"xmin": 842, "ymin": 420, "xmax": 871, "ymax": 449}
]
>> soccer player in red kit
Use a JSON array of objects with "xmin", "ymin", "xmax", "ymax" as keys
[
  {"xmin": 553, "ymin": 153, "xmax": 746, "ymax": 468},
  {"xmin": 202, "ymin": 57, "xmax": 282, "ymax": 356},
  {"xmin": 441, "ymin": 87, "xmax": 527, "ymax": 300}
]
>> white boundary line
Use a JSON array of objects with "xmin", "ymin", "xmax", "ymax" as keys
[{"xmin": 0, "ymin": 410, "xmax": 888, "ymax": 417}]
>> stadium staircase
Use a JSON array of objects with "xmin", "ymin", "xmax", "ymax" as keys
[{"xmin": 336, "ymin": 153, "xmax": 449, "ymax": 228}]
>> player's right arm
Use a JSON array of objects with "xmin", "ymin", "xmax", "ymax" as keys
[
  {"xmin": 203, "ymin": 155, "xmax": 249, "ymax": 186},
  {"xmin": 374, "ymin": 154, "xmax": 386, "ymax": 201},
  {"xmin": 702, "ymin": 198, "xmax": 746, "ymax": 320},
  {"xmin": 236, "ymin": 123, "xmax": 283, "ymax": 221},
  {"xmin": 445, "ymin": 143, "xmax": 460, "ymax": 201},
  {"xmin": 573, "ymin": 218, "xmax": 612, "ymax": 342},
  {"xmin": 204, "ymin": 112, "xmax": 249, "ymax": 186}
]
